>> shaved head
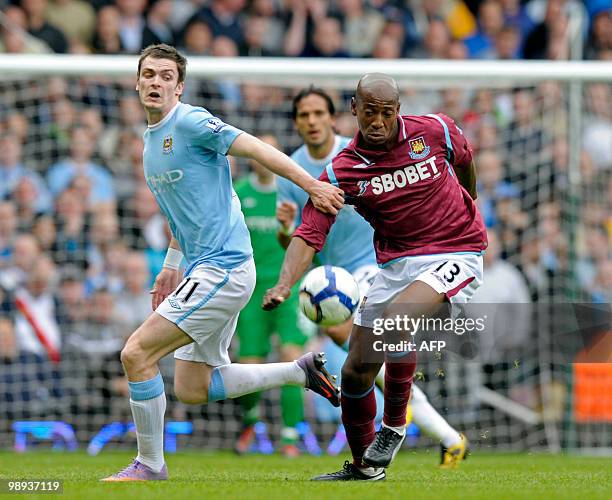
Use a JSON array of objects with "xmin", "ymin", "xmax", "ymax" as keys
[
  {"xmin": 356, "ymin": 73, "xmax": 400, "ymax": 104},
  {"xmin": 352, "ymin": 73, "xmax": 401, "ymax": 149}
]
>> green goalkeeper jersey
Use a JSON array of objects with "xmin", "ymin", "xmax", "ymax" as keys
[{"xmin": 234, "ymin": 174, "xmax": 284, "ymax": 283}]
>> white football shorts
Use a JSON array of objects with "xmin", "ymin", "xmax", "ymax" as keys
[
  {"xmin": 156, "ymin": 258, "xmax": 256, "ymax": 367},
  {"xmin": 354, "ymin": 252, "xmax": 483, "ymax": 328},
  {"xmin": 352, "ymin": 263, "xmax": 380, "ymax": 299}
]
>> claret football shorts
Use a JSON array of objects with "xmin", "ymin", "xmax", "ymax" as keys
[
  {"xmin": 156, "ymin": 258, "xmax": 256, "ymax": 367},
  {"xmin": 354, "ymin": 252, "xmax": 483, "ymax": 328}
]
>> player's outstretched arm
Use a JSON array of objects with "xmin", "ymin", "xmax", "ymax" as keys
[
  {"xmin": 262, "ymin": 237, "xmax": 315, "ymax": 311},
  {"xmin": 150, "ymin": 237, "xmax": 182, "ymax": 310},
  {"xmin": 456, "ymin": 159, "xmax": 478, "ymax": 200},
  {"xmin": 228, "ymin": 133, "xmax": 344, "ymax": 214}
]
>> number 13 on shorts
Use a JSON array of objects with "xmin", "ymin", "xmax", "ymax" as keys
[{"xmin": 419, "ymin": 255, "xmax": 483, "ymax": 303}]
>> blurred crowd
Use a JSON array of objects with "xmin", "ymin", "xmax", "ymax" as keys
[
  {"xmin": 0, "ymin": 0, "xmax": 610, "ymax": 441},
  {"xmin": 0, "ymin": 0, "xmax": 610, "ymax": 61}
]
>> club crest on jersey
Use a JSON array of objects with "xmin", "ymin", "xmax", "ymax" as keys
[
  {"xmin": 408, "ymin": 136, "xmax": 430, "ymax": 160},
  {"xmin": 162, "ymin": 135, "xmax": 173, "ymax": 154},
  {"xmin": 357, "ymin": 180, "xmax": 370, "ymax": 196}
]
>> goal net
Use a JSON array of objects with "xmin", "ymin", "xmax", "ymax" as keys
[{"xmin": 0, "ymin": 56, "xmax": 610, "ymax": 454}]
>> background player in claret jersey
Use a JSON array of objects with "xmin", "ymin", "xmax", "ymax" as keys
[
  {"xmin": 234, "ymin": 134, "xmax": 310, "ymax": 457},
  {"xmin": 278, "ymin": 86, "xmax": 471, "ymax": 468},
  {"xmin": 264, "ymin": 73, "xmax": 487, "ymax": 481},
  {"xmin": 102, "ymin": 44, "xmax": 344, "ymax": 482}
]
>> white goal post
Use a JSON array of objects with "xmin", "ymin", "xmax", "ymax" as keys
[{"xmin": 0, "ymin": 55, "xmax": 611, "ymax": 83}]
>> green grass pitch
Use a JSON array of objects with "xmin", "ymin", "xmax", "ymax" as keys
[{"xmin": 1, "ymin": 450, "xmax": 611, "ymax": 499}]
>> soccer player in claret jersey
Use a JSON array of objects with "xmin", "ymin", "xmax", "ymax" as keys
[
  {"xmin": 264, "ymin": 74, "xmax": 487, "ymax": 481},
  {"xmin": 278, "ymin": 86, "xmax": 471, "ymax": 468},
  {"xmin": 101, "ymin": 44, "xmax": 343, "ymax": 482}
]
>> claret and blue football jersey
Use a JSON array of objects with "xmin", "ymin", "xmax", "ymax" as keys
[{"xmin": 295, "ymin": 114, "xmax": 487, "ymax": 265}]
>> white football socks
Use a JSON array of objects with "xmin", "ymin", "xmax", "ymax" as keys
[
  {"xmin": 213, "ymin": 362, "xmax": 306, "ymax": 399},
  {"xmin": 130, "ymin": 392, "xmax": 166, "ymax": 472},
  {"xmin": 376, "ymin": 365, "xmax": 462, "ymax": 447},
  {"xmin": 411, "ymin": 384, "xmax": 462, "ymax": 447}
]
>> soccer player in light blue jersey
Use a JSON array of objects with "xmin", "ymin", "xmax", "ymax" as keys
[
  {"xmin": 277, "ymin": 87, "xmax": 379, "ymax": 348},
  {"xmin": 102, "ymin": 45, "xmax": 343, "ymax": 482},
  {"xmin": 275, "ymin": 87, "xmax": 468, "ymax": 469}
]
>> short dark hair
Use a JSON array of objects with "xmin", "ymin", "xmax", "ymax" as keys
[
  {"xmin": 138, "ymin": 44, "xmax": 187, "ymax": 83},
  {"xmin": 292, "ymin": 86, "xmax": 336, "ymax": 120}
]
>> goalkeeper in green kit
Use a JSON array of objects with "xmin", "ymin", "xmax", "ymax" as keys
[{"xmin": 233, "ymin": 134, "xmax": 312, "ymax": 457}]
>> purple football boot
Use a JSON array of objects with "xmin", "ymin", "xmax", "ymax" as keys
[{"xmin": 101, "ymin": 459, "xmax": 168, "ymax": 482}]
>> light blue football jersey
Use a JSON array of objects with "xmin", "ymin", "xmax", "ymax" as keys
[
  {"xmin": 278, "ymin": 135, "xmax": 376, "ymax": 273},
  {"xmin": 143, "ymin": 102, "xmax": 252, "ymax": 274}
]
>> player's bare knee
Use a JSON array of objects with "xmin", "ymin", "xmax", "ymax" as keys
[{"xmin": 120, "ymin": 340, "xmax": 144, "ymax": 374}]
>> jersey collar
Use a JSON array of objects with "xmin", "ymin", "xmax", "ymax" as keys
[
  {"xmin": 398, "ymin": 115, "xmax": 407, "ymax": 141},
  {"xmin": 304, "ymin": 135, "xmax": 341, "ymax": 167},
  {"xmin": 147, "ymin": 102, "xmax": 180, "ymax": 131}
]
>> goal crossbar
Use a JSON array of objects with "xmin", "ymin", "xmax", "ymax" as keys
[{"xmin": 0, "ymin": 55, "xmax": 611, "ymax": 83}]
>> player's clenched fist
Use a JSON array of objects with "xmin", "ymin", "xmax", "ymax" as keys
[
  {"xmin": 276, "ymin": 201, "xmax": 297, "ymax": 230},
  {"xmin": 150, "ymin": 267, "xmax": 180, "ymax": 310},
  {"xmin": 306, "ymin": 179, "xmax": 343, "ymax": 215},
  {"xmin": 262, "ymin": 284, "xmax": 291, "ymax": 311}
]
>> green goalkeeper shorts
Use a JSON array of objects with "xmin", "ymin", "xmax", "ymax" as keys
[{"xmin": 236, "ymin": 282, "xmax": 312, "ymax": 358}]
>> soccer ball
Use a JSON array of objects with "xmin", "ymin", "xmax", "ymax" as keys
[{"xmin": 299, "ymin": 265, "xmax": 360, "ymax": 326}]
